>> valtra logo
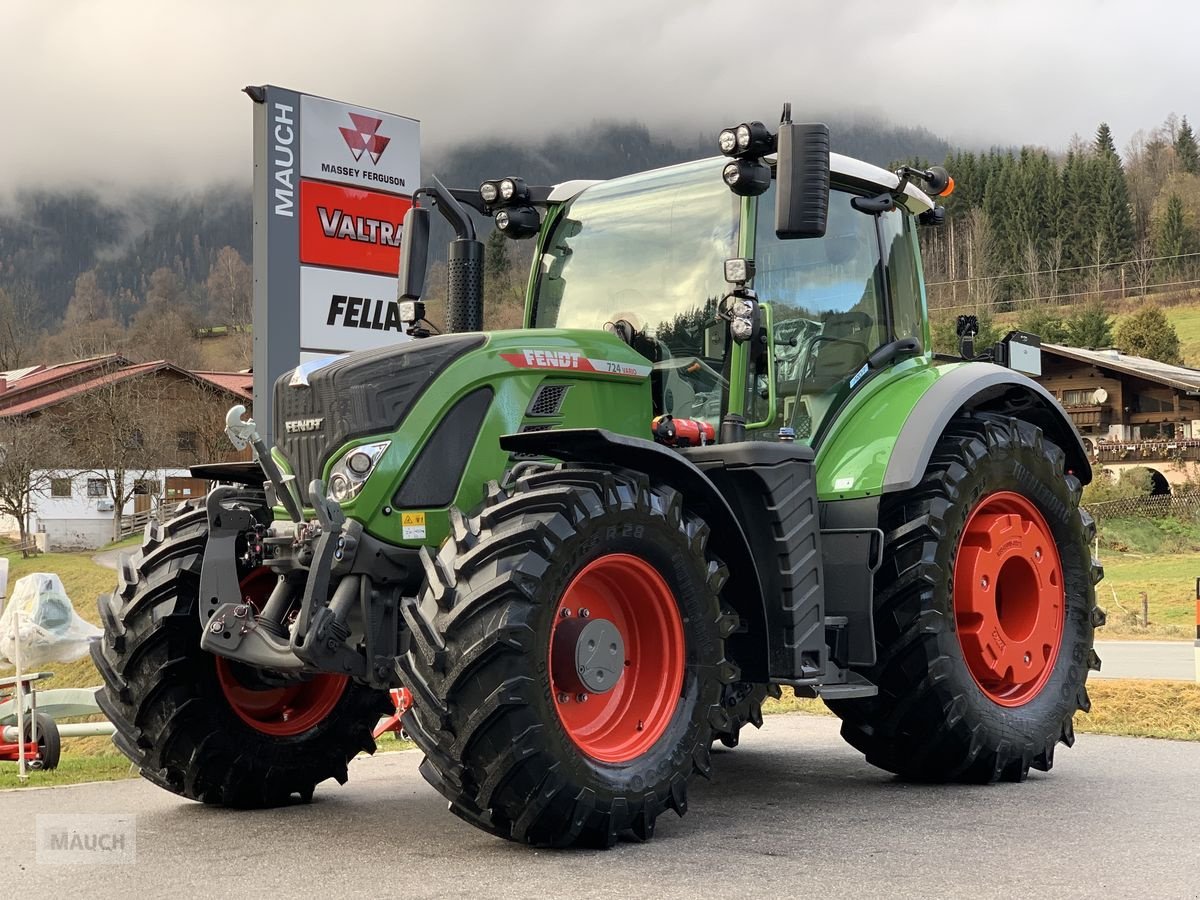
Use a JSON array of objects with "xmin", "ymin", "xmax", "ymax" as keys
[{"xmin": 339, "ymin": 113, "xmax": 391, "ymax": 166}]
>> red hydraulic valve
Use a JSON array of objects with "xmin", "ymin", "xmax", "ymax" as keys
[{"xmin": 651, "ymin": 414, "xmax": 715, "ymax": 448}]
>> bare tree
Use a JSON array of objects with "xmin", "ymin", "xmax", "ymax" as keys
[
  {"xmin": 128, "ymin": 299, "xmax": 201, "ymax": 368},
  {"xmin": 1092, "ymin": 231, "xmax": 1107, "ymax": 299},
  {"xmin": 205, "ymin": 247, "xmax": 253, "ymax": 367},
  {"xmin": 0, "ymin": 282, "xmax": 40, "ymax": 372},
  {"xmin": 1022, "ymin": 239, "xmax": 1041, "ymax": 304},
  {"xmin": 1046, "ymin": 236, "xmax": 1064, "ymax": 304},
  {"xmin": 0, "ymin": 416, "xmax": 64, "ymax": 556},
  {"xmin": 66, "ymin": 371, "xmax": 171, "ymax": 541},
  {"xmin": 63, "ymin": 270, "xmax": 114, "ymax": 326},
  {"xmin": 1130, "ymin": 235, "xmax": 1154, "ymax": 298}
]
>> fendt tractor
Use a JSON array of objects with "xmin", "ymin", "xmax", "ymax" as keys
[{"xmin": 94, "ymin": 107, "xmax": 1105, "ymax": 848}]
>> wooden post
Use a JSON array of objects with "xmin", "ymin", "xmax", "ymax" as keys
[{"xmin": 1140, "ymin": 591, "xmax": 1148, "ymax": 627}]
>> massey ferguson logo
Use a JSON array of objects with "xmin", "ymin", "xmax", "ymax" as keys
[
  {"xmin": 285, "ymin": 417, "xmax": 324, "ymax": 433},
  {"xmin": 339, "ymin": 113, "xmax": 390, "ymax": 165}
]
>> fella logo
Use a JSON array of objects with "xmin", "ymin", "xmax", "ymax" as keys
[
  {"xmin": 327, "ymin": 295, "xmax": 404, "ymax": 332},
  {"xmin": 339, "ymin": 113, "xmax": 391, "ymax": 166}
]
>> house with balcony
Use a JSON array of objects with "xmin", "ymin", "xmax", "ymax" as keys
[{"xmin": 1039, "ymin": 344, "xmax": 1200, "ymax": 493}]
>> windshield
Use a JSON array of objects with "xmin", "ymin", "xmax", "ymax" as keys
[{"xmin": 532, "ymin": 159, "xmax": 740, "ymax": 424}]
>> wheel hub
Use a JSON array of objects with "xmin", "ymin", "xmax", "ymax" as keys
[
  {"xmin": 953, "ymin": 491, "xmax": 1064, "ymax": 707},
  {"xmin": 552, "ymin": 616, "xmax": 625, "ymax": 695}
]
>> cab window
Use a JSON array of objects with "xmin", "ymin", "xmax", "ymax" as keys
[{"xmin": 750, "ymin": 184, "xmax": 886, "ymax": 440}]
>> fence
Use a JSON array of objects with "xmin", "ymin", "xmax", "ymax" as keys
[
  {"xmin": 117, "ymin": 500, "xmax": 185, "ymax": 539},
  {"xmin": 1084, "ymin": 491, "xmax": 1200, "ymax": 520}
]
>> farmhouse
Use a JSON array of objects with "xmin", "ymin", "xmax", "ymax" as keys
[
  {"xmin": 1038, "ymin": 343, "xmax": 1200, "ymax": 494},
  {"xmin": 0, "ymin": 355, "xmax": 251, "ymax": 549}
]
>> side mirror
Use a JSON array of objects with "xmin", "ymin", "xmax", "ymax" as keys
[
  {"xmin": 775, "ymin": 122, "xmax": 830, "ymax": 239},
  {"xmin": 397, "ymin": 205, "xmax": 430, "ymax": 301}
]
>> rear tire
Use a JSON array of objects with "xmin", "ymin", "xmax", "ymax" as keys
[
  {"xmin": 827, "ymin": 413, "xmax": 1104, "ymax": 782},
  {"xmin": 92, "ymin": 504, "xmax": 391, "ymax": 806},
  {"xmin": 399, "ymin": 465, "xmax": 737, "ymax": 847},
  {"xmin": 714, "ymin": 682, "xmax": 778, "ymax": 749}
]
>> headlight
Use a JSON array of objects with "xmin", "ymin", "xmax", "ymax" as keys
[
  {"xmin": 480, "ymin": 181, "xmax": 499, "ymax": 204},
  {"xmin": 499, "ymin": 178, "xmax": 515, "ymax": 201},
  {"xmin": 327, "ymin": 440, "xmax": 391, "ymax": 503},
  {"xmin": 736, "ymin": 124, "xmax": 751, "ymax": 150},
  {"xmin": 718, "ymin": 128, "xmax": 738, "ymax": 155}
]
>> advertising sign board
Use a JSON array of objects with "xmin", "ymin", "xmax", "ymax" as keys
[{"xmin": 248, "ymin": 85, "xmax": 419, "ymax": 444}]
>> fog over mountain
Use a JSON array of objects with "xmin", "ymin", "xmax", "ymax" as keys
[{"xmin": 2, "ymin": 0, "xmax": 1194, "ymax": 194}]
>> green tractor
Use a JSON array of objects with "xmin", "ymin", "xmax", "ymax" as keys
[{"xmin": 94, "ymin": 109, "xmax": 1104, "ymax": 847}]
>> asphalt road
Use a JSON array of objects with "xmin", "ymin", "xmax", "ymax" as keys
[
  {"xmin": 3, "ymin": 715, "xmax": 1199, "ymax": 899},
  {"xmin": 1094, "ymin": 639, "xmax": 1198, "ymax": 681}
]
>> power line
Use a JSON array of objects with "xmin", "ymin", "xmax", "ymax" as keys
[
  {"xmin": 924, "ymin": 251, "xmax": 1200, "ymax": 288},
  {"xmin": 929, "ymin": 277, "xmax": 1200, "ymax": 314}
]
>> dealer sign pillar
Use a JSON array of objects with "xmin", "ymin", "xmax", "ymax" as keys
[{"xmin": 246, "ymin": 85, "xmax": 419, "ymax": 446}]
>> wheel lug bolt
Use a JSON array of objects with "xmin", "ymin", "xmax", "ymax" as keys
[
  {"xmin": 560, "ymin": 608, "xmax": 572, "ymax": 618},
  {"xmin": 576, "ymin": 693, "xmax": 588, "ymax": 703},
  {"xmin": 1034, "ymin": 548, "xmax": 1042, "ymax": 560},
  {"xmin": 980, "ymin": 576, "xmax": 989, "ymax": 589},
  {"xmin": 557, "ymin": 692, "xmax": 569, "ymax": 703},
  {"xmin": 579, "ymin": 608, "xmax": 590, "ymax": 618},
  {"xmin": 1024, "ymin": 652, "xmax": 1032, "ymax": 664}
]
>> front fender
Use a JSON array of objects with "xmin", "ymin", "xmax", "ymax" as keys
[
  {"xmin": 816, "ymin": 358, "xmax": 1091, "ymax": 501},
  {"xmin": 499, "ymin": 428, "xmax": 771, "ymax": 682}
]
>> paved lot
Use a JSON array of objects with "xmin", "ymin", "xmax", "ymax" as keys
[
  {"xmin": 1094, "ymin": 639, "xmax": 1198, "ymax": 681},
  {"xmin": 3, "ymin": 715, "xmax": 1198, "ymax": 899}
]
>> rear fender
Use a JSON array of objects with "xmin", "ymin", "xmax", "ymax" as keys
[{"xmin": 816, "ymin": 360, "xmax": 1091, "ymax": 502}]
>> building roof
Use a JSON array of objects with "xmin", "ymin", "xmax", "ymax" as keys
[
  {"xmin": 0, "ymin": 355, "xmax": 127, "ymax": 399},
  {"xmin": 1042, "ymin": 344, "xmax": 1200, "ymax": 394},
  {"xmin": 0, "ymin": 358, "xmax": 253, "ymax": 418}
]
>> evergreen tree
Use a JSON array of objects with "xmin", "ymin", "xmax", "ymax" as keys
[
  {"xmin": 1065, "ymin": 299, "xmax": 1114, "ymax": 348},
  {"xmin": 1094, "ymin": 122, "xmax": 1119, "ymax": 160},
  {"xmin": 1175, "ymin": 116, "xmax": 1200, "ymax": 175},
  {"xmin": 1115, "ymin": 304, "xmax": 1182, "ymax": 364},
  {"xmin": 1154, "ymin": 193, "xmax": 1192, "ymax": 277},
  {"xmin": 1015, "ymin": 305, "xmax": 1069, "ymax": 342}
]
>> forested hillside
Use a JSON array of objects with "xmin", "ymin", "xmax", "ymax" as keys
[{"xmin": 4, "ymin": 113, "xmax": 1199, "ymax": 370}]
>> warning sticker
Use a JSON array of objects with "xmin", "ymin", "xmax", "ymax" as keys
[{"xmin": 401, "ymin": 511, "xmax": 426, "ymax": 540}]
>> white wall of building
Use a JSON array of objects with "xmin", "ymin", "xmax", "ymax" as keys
[{"xmin": 28, "ymin": 468, "xmax": 191, "ymax": 550}]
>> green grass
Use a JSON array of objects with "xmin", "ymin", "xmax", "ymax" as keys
[
  {"xmin": 0, "ymin": 753, "xmax": 136, "ymax": 789},
  {"xmin": 1091, "ymin": 516, "xmax": 1200, "ymax": 638},
  {"xmin": 99, "ymin": 534, "xmax": 141, "ymax": 552},
  {"xmin": 764, "ymin": 680, "xmax": 1200, "ymax": 741},
  {"xmin": 1163, "ymin": 300, "xmax": 1200, "ymax": 366}
]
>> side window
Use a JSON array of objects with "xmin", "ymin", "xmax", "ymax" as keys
[
  {"xmin": 880, "ymin": 209, "xmax": 926, "ymax": 347},
  {"xmin": 751, "ymin": 186, "xmax": 885, "ymax": 439}
]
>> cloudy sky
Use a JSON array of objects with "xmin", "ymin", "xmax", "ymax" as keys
[{"xmin": 1, "ymin": 0, "xmax": 1191, "ymax": 193}]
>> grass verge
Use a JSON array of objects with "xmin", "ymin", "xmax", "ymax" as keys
[
  {"xmin": 0, "ymin": 754, "xmax": 136, "ymax": 789},
  {"xmin": 763, "ymin": 679, "xmax": 1200, "ymax": 742}
]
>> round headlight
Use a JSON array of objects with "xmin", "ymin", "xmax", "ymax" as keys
[
  {"xmin": 346, "ymin": 450, "xmax": 373, "ymax": 476},
  {"xmin": 329, "ymin": 473, "xmax": 351, "ymax": 502},
  {"xmin": 480, "ymin": 182, "xmax": 499, "ymax": 204},
  {"xmin": 718, "ymin": 129, "xmax": 738, "ymax": 155},
  {"xmin": 736, "ymin": 124, "xmax": 751, "ymax": 150},
  {"xmin": 722, "ymin": 162, "xmax": 741, "ymax": 187},
  {"xmin": 500, "ymin": 179, "xmax": 515, "ymax": 201},
  {"xmin": 496, "ymin": 210, "xmax": 510, "ymax": 230}
]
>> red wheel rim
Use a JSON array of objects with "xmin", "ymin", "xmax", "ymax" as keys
[
  {"xmin": 549, "ymin": 554, "xmax": 685, "ymax": 763},
  {"xmin": 953, "ymin": 491, "xmax": 1064, "ymax": 707},
  {"xmin": 215, "ymin": 568, "xmax": 348, "ymax": 737}
]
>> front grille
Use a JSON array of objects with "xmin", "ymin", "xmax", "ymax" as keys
[
  {"xmin": 274, "ymin": 334, "xmax": 484, "ymax": 503},
  {"xmin": 511, "ymin": 423, "xmax": 556, "ymax": 460}
]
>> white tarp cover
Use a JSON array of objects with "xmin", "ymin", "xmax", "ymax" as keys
[{"xmin": 0, "ymin": 573, "xmax": 102, "ymax": 667}]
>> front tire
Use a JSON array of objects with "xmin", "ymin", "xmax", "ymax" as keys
[
  {"xmin": 827, "ymin": 413, "xmax": 1104, "ymax": 782},
  {"xmin": 92, "ymin": 504, "xmax": 391, "ymax": 806},
  {"xmin": 398, "ymin": 466, "xmax": 738, "ymax": 847}
]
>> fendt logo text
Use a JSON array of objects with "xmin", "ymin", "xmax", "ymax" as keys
[{"xmin": 339, "ymin": 113, "xmax": 391, "ymax": 165}]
